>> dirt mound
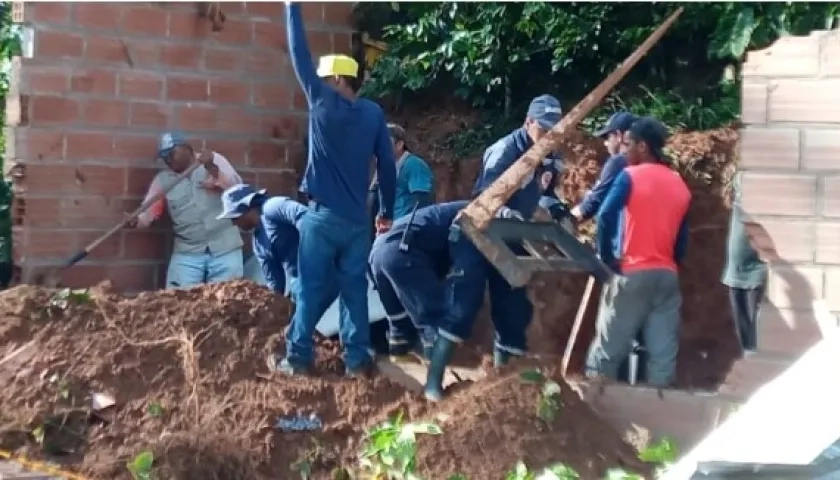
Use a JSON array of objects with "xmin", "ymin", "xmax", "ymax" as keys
[
  {"xmin": 0, "ymin": 282, "xmax": 644, "ymax": 479},
  {"xmin": 391, "ymin": 102, "xmax": 742, "ymax": 390},
  {"xmin": 416, "ymin": 362, "xmax": 652, "ymax": 478}
]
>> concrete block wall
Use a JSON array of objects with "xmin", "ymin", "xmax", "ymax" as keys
[{"xmin": 5, "ymin": 1, "xmax": 354, "ymax": 291}]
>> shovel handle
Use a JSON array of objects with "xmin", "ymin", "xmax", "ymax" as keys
[
  {"xmin": 561, "ymin": 275, "xmax": 596, "ymax": 377},
  {"xmin": 63, "ymin": 162, "xmax": 203, "ymax": 269}
]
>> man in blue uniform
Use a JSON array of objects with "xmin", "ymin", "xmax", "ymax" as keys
[
  {"xmin": 368, "ymin": 200, "xmax": 469, "ymax": 361},
  {"xmin": 424, "ymin": 94, "xmax": 564, "ymax": 402},
  {"xmin": 282, "ymin": 3, "xmax": 397, "ymax": 377}
]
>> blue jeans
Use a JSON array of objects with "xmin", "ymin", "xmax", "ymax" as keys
[
  {"xmin": 285, "ymin": 204, "xmax": 371, "ymax": 369},
  {"xmin": 166, "ymin": 248, "xmax": 244, "ymax": 288},
  {"xmin": 439, "ymin": 237, "xmax": 533, "ymax": 354}
]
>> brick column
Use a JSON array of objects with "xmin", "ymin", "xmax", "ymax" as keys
[
  {"xmin": 739, "ymin": 30, "xmax": 840, "ymax": 362},
  {"xmin": 6, "ymin": 2, "xmax": 354, "ymax": 291}
]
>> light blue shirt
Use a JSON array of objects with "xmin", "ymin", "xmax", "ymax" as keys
[{"xmin": 393, "ymin": 153, "xmax": 433, "ymax": 219}]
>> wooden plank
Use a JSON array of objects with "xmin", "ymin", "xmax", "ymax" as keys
[{"xmin": 460, "ymin": 8, "xmax": 684, "ymax": 231}]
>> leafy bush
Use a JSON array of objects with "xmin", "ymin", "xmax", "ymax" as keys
[{"xmin": 0, "ymin": 2, "xmax": 21, "ymax": 278}]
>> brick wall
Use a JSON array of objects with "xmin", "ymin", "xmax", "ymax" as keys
[
  {"xmin": 5, "ymin": 2, "xmax": 354, "ymax": 291},
  {"xmin": 736, "ymin": 30, "xmax": 840, "ymax": 373}
]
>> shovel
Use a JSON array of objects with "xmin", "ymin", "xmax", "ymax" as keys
[{"xmin": 38, "ymin": 162, "xmax": 202, "ymax": 287}]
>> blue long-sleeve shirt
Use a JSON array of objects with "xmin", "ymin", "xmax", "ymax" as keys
[
  {"xmin": 473, "ymin": 128, "xmax": 558, "ymax": 219},
  {"xmin": 286, "ymin": 4, "xmax": 396, "ymax": 224},
  {"xmin": 578, "ymin": 153, "xmax": 628, "ymax": 220},
  {"xmin": 253, "ymin": 196, "xmax": 308, "ymax": 295},
  {"xmin": 596, "ymin": 167, "xmax": 690, "ymax": 274}
]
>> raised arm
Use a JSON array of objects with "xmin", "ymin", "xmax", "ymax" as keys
[
  {"xmin": 595, "ymin": 170, "xmax": 632, "ymax": 271},
  {"xmin": 374, "ymin": 114, "xmax": 397, "ymax": 220},
  {"xmin": 285, "ymin": 2, "xmax": 322, "ymax": 103},
  {"xmin": 206, "ymin": 152, "xmax": 242, "ymax": 191}
]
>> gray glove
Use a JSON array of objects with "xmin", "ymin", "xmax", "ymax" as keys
[{"xmin": 497, "ymin": 206, "xmax": 524, "ymax": 221}]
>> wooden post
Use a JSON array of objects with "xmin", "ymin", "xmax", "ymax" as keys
[{"xmin": 459, "ymin": 8, "xmax": 684, "ymax": 232}]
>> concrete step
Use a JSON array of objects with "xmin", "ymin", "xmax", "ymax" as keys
[{"xmin": 718, "ymin": 353, "xmax": 794, "ymax": 399}]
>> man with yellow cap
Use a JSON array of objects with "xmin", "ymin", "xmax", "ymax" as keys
[{"xmin": 275, "ymin": 2, "xmax": 397, "ymax": 378}]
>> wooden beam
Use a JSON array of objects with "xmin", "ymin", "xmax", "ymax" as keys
[{"xmin": 459, "ymin": 8, "xmax": 684, "ymax": 231}]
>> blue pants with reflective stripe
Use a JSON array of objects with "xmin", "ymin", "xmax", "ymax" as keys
[
  {"xmin": 439, "ymin": 236, "xmax": 533, "ymax": 354},
  {"xmin": 369, "ymin": 232, "xmax": 443, "ymax": 347}
]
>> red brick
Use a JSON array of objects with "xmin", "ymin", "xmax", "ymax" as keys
[
  {"xmin": 246, "ymin": 2, "xmax": 284, "ymax": 18},
  {"xmin": 261, "ymin": 114, "xmax": 301, "ymax": 141},
  {"xmin": 770, "ymin": 80, "xmax": 840, "ymax": 124},
  {"xmin": 216, "ymin": 109, "xmax": 261, "ymax": 136},
  {"xmin": 212, "ymin": 18, "xmax": 252, "ymax": 45},
  {"xmin": 56, "ymin": 264, "xmax": 107, "ymax": 289},
  {"xmin": 323, "ymin": 3, "xmax": 353, "ymax": 26},
  {"xmin": 30, "ymin": 96, "xmax": 80, "ymax": 124},
  {"xmin": 740, "ymin": 173, "xmax": 817, "ymax": 217},
  {"xmin": 31, "ymin": 2, "xmax": 71, "ymax": 24},
  {"xmin": 120, "ymin": 6, "xmax": 168, "ymax": 36},
  {"xmin": 66, "ymin": 132, "xmax": 114, "ymax": 161},
  {"xmin": 119, "ymin": 72, "xmax": 164, "ymax": 100},
  {"xmin": 8, "ymin": 128, "xmax": 65, "ymax": 162},
  {"xmin": 74, "ymin": 2, "xmax": 123, "ymax": 29},
  {"xmin": 168, "ymin": 11, "xmax": 204, "ymax": 39},
  {"xmin": 109, "ymin": 264, "xmax": 160, "ymax": 292},
  {"xmin": 76, "ymin": 229, "xmax": 122, "ymax": 260},
  {"xmin": 175, "ymin": 105, "xmax": 217, "ymax": 132},
  {"xmin": 15, "ymin": 197, "xmax": 61, "ymax": 227},
  {"xmin": 122, "ymin": 230, "xmax": 168, "ymax": 260},
  {"xmin": 35, "ymin": 30, "xmax": 84, "ymax": 58},
  {"xmin": 293, "ymin": 90, "xmax": 307, "ymax": 110},
  {"xmin": 253, "ymin": 20, "xmax": 286, "ymax": 50},
  {"xmin": 212, "ymin": 140, "xmax": 249, "ymax": 167},
  {"xmin": 203, "ymin": 48, "xmax": 243, "ymax": 72},
  {"xmin": 753, "ymin": 219, "xmax": 814, "ymax": 263},
  {"xmin": 802, "ymin": 129, "xmax": 840, "ymax": 171},
  {"xmin": 301, "ymin": 3, "xmax": 323, "ymax": 23},
  {"xmin": 160, "ymin": 43, "xmax": 202, "ymax": 69},
  {"xmin": 129, "ymin": 102, "xmax": 171, "ymax": 129},
  {"xmin": 252, "ymin": 82, "xmax": 292, "ymax": 109},
  {"xmin": 333, "ymin": 32, "xmax": 353, "ymax": 54},
  {"xmin": 115, "ymin": 135, "xmax": 158, "ymax": 165},
  {"xmin": 719, "ymin": 354, "xmax": 793, "ymax": 399},
  {"xmin": 257, "ymin": 170, "xmax": 297, "ymax": 195},
  {"xmin": 248, "ymin": 140, "xmax": 287, "ymax": 168},
  {"xmin": 125, "ymin": 166, "xmax": 158, "ymax": 196},
  {"xmin": 209, "ymin": 79, "xmax": 249, "ymax": 104},
  {"xmin": 70, "ymin": 69, "xmax": 117, "ymax": 95},
  {"xmin": 240, "ymin": 170, "xmax": 258, "ymax": 186},
  {"xmin": 308, "ymin": 31, "xmax": 333, "ymax": 55},
  {"xmin": 28, "ymin": 68, "xmax": 69, "ymax": 94},
  {"xmin": 74, "ymin": 165, "xmax": 128, "ymax": 196},
  {"xmin": 23, "ymin": 229, "xmax": 78, "ymax": 258},
  {"xmin": 61, "ymin": 195, "xmax": 128, "ymax": 228},
  {"xmin": 244, "ymin": 51, "xmax": 285, "ymax": 77},
  {"xmin": 86, "ymin": 36, "xmax": 160, "ymax": 68},
  {"xmin": 83, "ymin": 99, "xmax": 129, "ymax": 126},
  {"xmin": 766, "ymin": 265, "xmax": 823, "ymax": 310},
  {"xmin": 757, "ymin": 307, "xmax": 822, "ymax": 357},
  {"xmin": 167, "ymin": 76, "xmax": 209, "ymax": 102},
  {"xmin": 741, "ymin": 83, "xmax": 768, "ymax": 125}
]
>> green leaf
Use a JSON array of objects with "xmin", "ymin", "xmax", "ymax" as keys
[
  {"xmin": 639, "ymin": 437, "xmax": 679, "ymax": 465},
  {"xmin": 519, "ymin": 369, "xmax": 545, "ymax": 384}
]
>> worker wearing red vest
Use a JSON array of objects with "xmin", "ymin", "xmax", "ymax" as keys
[{"xmin": 585, "ymin": 117, "xmax": 691, "ymax": 388}]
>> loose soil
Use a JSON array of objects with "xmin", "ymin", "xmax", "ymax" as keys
[
  {"xmin": 0, "ymin": 281, "xmax": 648, "ymax": 479},
  {"xmin": 389, "ymin": 103, "xmax": 742, "ymax": 389}
]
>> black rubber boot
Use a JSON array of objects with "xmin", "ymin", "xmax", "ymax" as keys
[{"xmin": 424, "ymin": 336, "xmax": 457, "ymax": 402}]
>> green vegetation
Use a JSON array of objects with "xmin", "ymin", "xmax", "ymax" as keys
[
  {"xmin": 0, "ymin": 2, "xmax": 20, "ymax": 283},
  {"xmin": 355, "ymin": 2, "xmax": 839, "ymax": 134}
]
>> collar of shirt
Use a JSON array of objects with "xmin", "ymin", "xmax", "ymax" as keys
[{"xmin": 396, "ymin": 151, "xmax": 411, "ymax": 174}]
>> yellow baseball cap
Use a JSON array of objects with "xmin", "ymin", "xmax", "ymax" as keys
[{"xmin": 316, "ymin": 54, "xmax": 359, "ymax": 78}]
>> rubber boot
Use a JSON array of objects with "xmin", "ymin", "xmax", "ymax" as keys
[
  {"xmin": 424, "ymin": 337, "xmax": 457, "ymax": 402},
  {"xmin": 493, "ymin": 349, "xmax": 511, "ymax": 368}
]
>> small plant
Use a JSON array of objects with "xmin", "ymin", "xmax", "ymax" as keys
[
  {"xmin": 358, "ymin": 412, "xmax": 442, "ymax": 480},
  {"xmin": 126, "ymin": 450, "xmax": 155, "ymax": 480},
  {"xmin": 506, "ymin": 461, "xmax": 580, "ymax": 480},
  {"xmin": 638, "ymin": 437, "xmax": 679, "ymax": 477},
  {"xmin": 48, "ymin": 288, "xmax": 91, "ymax": 311},
  {"xmin": 519, "ymin": 369, "xmax": 563, "ymax": 423},
  {"xmin": 146, "ymin": 401, "xmax": 163, "ymax": 418}
]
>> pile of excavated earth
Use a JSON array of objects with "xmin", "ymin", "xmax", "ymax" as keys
[{"xmin": 0, "ymin": 104, "xmax": 740, "ymax": 479}]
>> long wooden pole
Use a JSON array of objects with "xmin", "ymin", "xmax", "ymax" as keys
[{"xmin": 459, "ymin": 8, "xmax": 684, "ymax": 231}]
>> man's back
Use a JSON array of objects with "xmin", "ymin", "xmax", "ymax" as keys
[{"xmin": 622, "ymin": 164, "xmax": 691, "ymax": 273}]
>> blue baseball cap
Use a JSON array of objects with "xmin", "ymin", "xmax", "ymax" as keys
[
  {"xmin": 527, "ymin": 94, "xmax": 563, "ymax": 130},
  {"xmin": 217, "ymin": 184, "xmax": 267, "ymax": 220},
  {"xmin": 157, "ymin": 131, "xmax": 188, "ymax": 160},
  {"xmin": 593, "ymin": 111, "xmax": 637, "ymax": 138}
]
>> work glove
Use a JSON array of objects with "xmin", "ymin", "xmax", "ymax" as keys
[{"xmin": 497, "ymin": 206, "xmax": 524, "ymax": 221}]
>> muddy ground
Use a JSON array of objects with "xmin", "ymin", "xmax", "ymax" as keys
[
  {"xmin": 390, "ymin": 103, "xmax": 742, "ymax": 388},
  {"xmin": 0, "ymin": 282, "xmax": 650, "ymax": 479}
]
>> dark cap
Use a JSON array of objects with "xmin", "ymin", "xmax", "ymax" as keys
[
  {"xmin": 593, "ymin": 111, "xmax": 637, "ymax": 138},
  {"xmin": 527, "ymin": 94, "xmax": 563, "ymax": 130},
  {"xmin": 627, "ymin": 117, "xmax": 669, "ymax": 161}
]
